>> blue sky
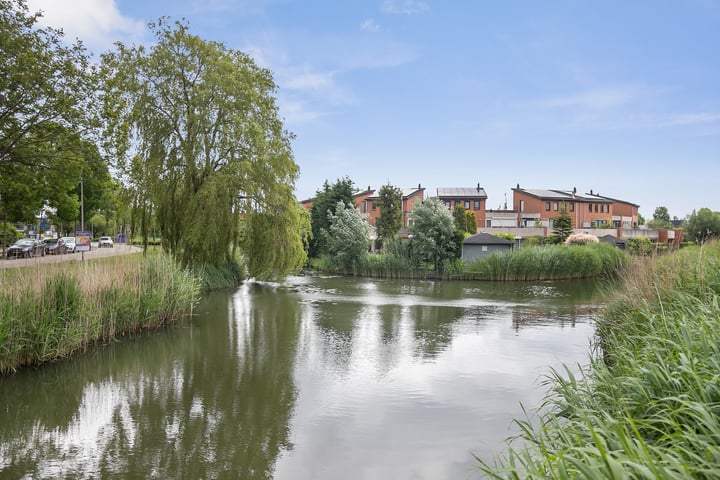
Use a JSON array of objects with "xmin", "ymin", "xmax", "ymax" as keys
[{"xmin": 27, "ymin": 0, "xmax": 720, "ymax": 219}]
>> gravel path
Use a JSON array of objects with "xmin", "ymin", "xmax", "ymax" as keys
[{"xmin": 0, "ymin": 243, "xmax": 143, "ymax": 269}]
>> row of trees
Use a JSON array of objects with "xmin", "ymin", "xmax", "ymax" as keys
[
  {"xmin": 2, "ymin": 1, "xmax": 308, "ymax": 278},
  {"xmin": 309, "ymin": 178, "xmax": 470, "ymax": 273}
]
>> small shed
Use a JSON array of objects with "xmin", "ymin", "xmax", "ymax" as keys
[
  {"xmin": 599, "ymin": 234, "xmax": 626, "ymax": 250},
  {"xmin": 462, "ymin": 232, "xmax": 513, "ymax": 261}
]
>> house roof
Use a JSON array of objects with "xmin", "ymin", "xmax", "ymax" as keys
[
  {"xmin": 599, "ymin": 234, "xmax": 626, "ymax": 246},
  {"xmin": 437, "ymin": 187, "xmax": 488, "ymax": 199},
  {"xmin": 366, "ymin": 187, "xmax": 424, "ymax": 200},
  {"xmin": 514, "ymin": 188, "xmax": 613, "ymax": 203},
  {"xmin": 463, "ymin": 232, "xmax": 513, "ymax": 245}
]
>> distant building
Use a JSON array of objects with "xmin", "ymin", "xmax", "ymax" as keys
[
  {"xmin": 437, "ymin": 184, "xmax": 488, "ymax": 227},
  {"xmin": 362, "ymin": 184, "xmax": 425, "ymax": 229}
]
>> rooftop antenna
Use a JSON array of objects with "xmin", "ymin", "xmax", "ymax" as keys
[{"xmin": 503, "ymin": 193, "xmax": 507, "ymax": 210}]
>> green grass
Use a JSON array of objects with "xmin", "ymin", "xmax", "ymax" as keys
[
  {"xmin": 0, "ymin": 253, "xmax": 199, "ymax": 374},
  {"xmin": 478, "ymin": 242, "xmax": 720, "ymax": 479}
]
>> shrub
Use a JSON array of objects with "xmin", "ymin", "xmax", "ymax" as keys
[{"xmin": 565, "ymin": 232, "xmax": 599, "ymax": 245}]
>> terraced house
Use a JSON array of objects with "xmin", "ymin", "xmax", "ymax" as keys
[
  {"xmin": 512, "ymin": 185, "xmax": 639, "ymax": 229},
  {"xmin": 436, "ymin": 184, "xmax": 488, "ymax": 227}
]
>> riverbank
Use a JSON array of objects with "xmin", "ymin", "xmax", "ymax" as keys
[
  {"xmin": 0, "ymin": 253, "xmax": 200, "ymax": 375},
  {"xmin": 479, "ymin": 242, "xmax": 720, "ymax": 478}
]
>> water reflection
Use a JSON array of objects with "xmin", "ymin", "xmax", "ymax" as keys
[{"xmin": 0, "ymin": 276, "xmax": 603, "ymax": 479}]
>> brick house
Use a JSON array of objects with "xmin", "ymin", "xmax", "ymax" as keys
[
  {"xmin": 512, "ymin": 186, "xmax": 615, "ymax": 229},
  {"xmin": 362, "ymin": 184, "xmax": 425, "ymax": 229},
  {"xmin": 586, "ymin": 192, "xmax": 639, "ymax": 228},
  {"xmin": 437, "ymin": 184, "xmax": 488, "ymax": 227}
]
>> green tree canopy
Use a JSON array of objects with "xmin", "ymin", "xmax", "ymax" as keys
[
  {"xmin": 452, "ymin": 204, "xmax": 466, "ymax": 230},
  {"xmin": 376, "ymin": 183, "xmax": 402, "ymax": 244},
  {"xmin": 647, "ymin": 205, "xmax": 672, "ymax": 229},
  {"xmin": 685, "ymin": 208, "xmax": 720, "ymax": 244},
  {"xmin": 101, "ymin": 19, "xmax": 303, "ymax": 277},
  {"xmin": 552, "ymin": 202, "xmax": 573, "ymax": 243},
  {"xmin": 465, "ymin": 210, "xmax": 477, "ymax": 234},
  {"xmin": 409, "ymin": 198, "xmax": 461, "ymax": 273},
  {"xmin": 308, "ymin": 177, "xmax": 354, "ymax": 257},
  {"xmin": 0, "ymin": 0, "xmax": 94, "ymax": 169},
  {"xmin": 324, "ymin": 200, "xmax": 370, "ymax": 270}
]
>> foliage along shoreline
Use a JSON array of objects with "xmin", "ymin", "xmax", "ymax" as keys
[
  {"xmin": 479, "ymin": 241, "xmax": 720, "ymax": 478},
  {"xmin": 310, "ymin": 242, "xmax": 628, "ymax": 281},
  {"xmin": 0, "ymin": 253, "xmax": 215, "ymax": 375}
]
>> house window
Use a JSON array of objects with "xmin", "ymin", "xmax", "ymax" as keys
[
  {"xmin": 482, "ymin": 246, "xmax": 488, "ymax": 252},
  {"xmin": 372, "ymin": 201, "xmax": 376, "ymax": 211},
  {"xmin": 474, "ymin": 200, "xmax": 480, "ymax": 210},
  {"xmin": 361, "ymin": 202, "xmax": 366, "ymax": 213},
  {"xmin": 444, "ymin": 201, "xmax": 450, "ymax": 209},
  {"xmin": 546, "ymin": 202, "xmax": 551, "ymax": 211},
  {"xmin": 553, "ymin": 202, "xmax": 559, "ymax": 211},
  {"xmin": 520, "ymin": 200, "xmax": 525, "ymax": 212},
  {"xmin": 595, "ymin": 204, "xmax": 598, "ymax": 213},
  {"xmin": 569, "ymin": 203, "xmax": 574, "ymax": 212},
  {"xmin": 589, "ymin": 204, "xmax": 593, "ymax": 212},
  {"xmin": 464, "ymin": 200, "xmax": 470, "ymax": 209}
]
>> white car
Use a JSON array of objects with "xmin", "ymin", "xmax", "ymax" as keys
[
  {"xmin": 98, "ymin": 236, "xmax": 114, "ymax": 248},
  {"xmin": 60, "ymin": 237, "xmax": 76, "ymax": 253}
]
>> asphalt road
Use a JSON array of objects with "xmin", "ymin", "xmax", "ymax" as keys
[{"xmin": 0, "ymin": 243, "xmax": 143, "ymax": 269}]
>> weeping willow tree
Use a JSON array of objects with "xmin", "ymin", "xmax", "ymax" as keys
[{"xmin": 101, "ymin": 19, "xmax": 308, "ymax": 278}]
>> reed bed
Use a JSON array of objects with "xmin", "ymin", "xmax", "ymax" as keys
[
  {"xmin": 310, "ymin": 243, "xmax": 626, "ymax": 280},
  {"xmin": 462, "ymin": 243, "xmax": 627, "ymax": 281},
  {"xmin": 0, "ymin": 254, "xmax": 199, "ymax": 374},
  {"xmin": 479, "ymin": 242, "xmax": 720, "ymax": 479}
]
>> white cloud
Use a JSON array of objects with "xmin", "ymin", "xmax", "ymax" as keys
[
  {"xmin": 361, "ymin": 19, "xmax": 380, "ymax": 32},
  {"xmin": 538, "ymin": 87, "xmax": 638, "ymax": 110},
  {"xmin": 26, "ymin": 0, "xmax": 145, "ymax": 51},
  {"xmin": 381, "ymin": 0, "xmax": 430, "ymax": 15}
]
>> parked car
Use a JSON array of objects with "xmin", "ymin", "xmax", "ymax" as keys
[
  {"xmin": 60, "ymin": 237, "xmax": 77, "ymax": 253},
  {"xmin": 6, "ymin": 239, "xmax": 45, "ymax": 259},
  {"xmin": 43, "ymin": 237, "xmax": 67, "ymax": 255},
  {"xmin": 98, "ymin": 236, "xmax": 114, "ymax": 248}
]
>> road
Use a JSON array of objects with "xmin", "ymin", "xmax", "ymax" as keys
[{"xmin": 0, "ymin": 243, "xmax": 143, "ymax": 269}]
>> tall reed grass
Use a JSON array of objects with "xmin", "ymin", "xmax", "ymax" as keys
[
  {"xmin": 461, "ymin": 243, "xmax": 626, "ymax": 281},
  {"xmin": 479, "ymin": 242, "xmax": 720, "ymax": 479},
  {"xmin": 0, "ymin": 254, "xmax": 199, "ymax": 374},
  {"xmin": 310, "ymin": 243, "xmax": 626, "ymax": 281}
]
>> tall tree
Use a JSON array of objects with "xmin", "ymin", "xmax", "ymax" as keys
[
  {"xmin": 101, "ymin": 19, "xmax": 303, "ymax": 277},
  {"xmin": 409, "ymin": 198, "xmax": 461, "ymax": 273},
  {"xmin": 308, "ymin": 177, "xmax": 354, "ymax": 257},
  {"xmin": 552, "ymin": 202, "xmax": 573, "ymax": 243},
  {"xmin": 376, "ymin": 183, "xmax": 402, "ymax": 246},
  {"xmin": 324, "ymin": 200, "xmax": 371, "ymax": 270},
  {"xmin": 685, "ymin": 208, "xmax": 720, "ymax": 243},
  {"xmin": 452, "ymin": 204, "xmax": 466, "ymax": 231},
  {"xmin": 1, "ymin": 0, "xmax": 96, "ymax": 241},
  {"xmin": 653, "ymin": 206, "xmax": 671, "ymax": 223},
  {"xmin": 465, "ymin": 210, "xmax": 478, "ymax": 234},
  {"xmin": 648, "ymin": 205, "xmax": 672, "ymax": 229}
]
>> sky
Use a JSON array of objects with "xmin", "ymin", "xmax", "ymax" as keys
[{"xmin": 25, "ymin": 0, "xmax": 720, "ymax": 219}]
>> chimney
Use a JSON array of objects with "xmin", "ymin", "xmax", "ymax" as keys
[
  {"xmin": 367, "ymin": 185, "xmax": 370, "ymax": 191},
  {"xmin": 573, "ymin": 187, "xmax": 576, "ymax": 194},
  {"xmin": 516, "ymin": 183, "xmax": 520, "ymax": 189},
  {"xmin": 590, "ymin": 189, "xmax": 593, "ymax": 195},
  {"xmin": 418, "ymin": 183, "xmax": 421, "ymax": 189}
]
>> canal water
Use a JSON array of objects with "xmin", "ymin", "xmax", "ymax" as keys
[{"xmin": 0, "ymin": 275, "xmax": 604, "ymax": 479}]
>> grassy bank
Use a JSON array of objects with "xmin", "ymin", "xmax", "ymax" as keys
[
  {"xmin": 311, "ymin": 243, "xmax": 627, "ymax": 281},
  {"xmin": 479, "ymin": 242, "xmax": 720, "ymax": 478},
  {"xmin": 0, "ymin": 254, "xmax": 200, "ymax": 375}
]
